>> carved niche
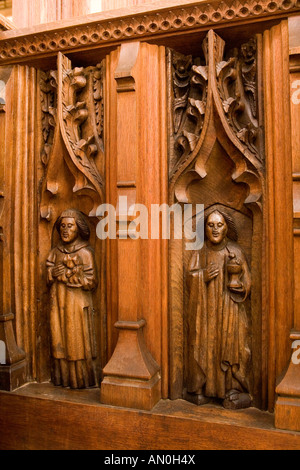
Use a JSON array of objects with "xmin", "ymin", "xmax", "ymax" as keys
[
  {"xmin": 168, "ymin": 30, "xmax": 265, "ymax": 410},
  {"xmin": 39, "ymin": 53, "xmax": 106, "ymax": 387}
]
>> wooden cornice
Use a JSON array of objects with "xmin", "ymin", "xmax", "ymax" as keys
[{"xmin": 0, "ymin": 0, "xmax": 299, "ymax": 66}]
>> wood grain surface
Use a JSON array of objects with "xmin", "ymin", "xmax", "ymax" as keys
[{"xmin": 0, "ymin": 383, "xmax": 300, "ymax": 450}]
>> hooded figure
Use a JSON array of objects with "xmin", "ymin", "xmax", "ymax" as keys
[
  {"xmin": 46, "ymin": 209, "xmax": 98, "ymax": 389},
  {"xmin": 186, "ymin": 209, "xmax": 252, "ymax": 409}
]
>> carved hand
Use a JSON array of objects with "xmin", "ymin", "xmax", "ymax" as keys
[
  {"xmin": 203, "ymin": 263, "xmax": 219, "ymax": 283},
  {"xmin": 51, "ymin": 263, "xmax": 65, "ymax": 278}
]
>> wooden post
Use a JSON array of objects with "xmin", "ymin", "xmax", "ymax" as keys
[
  {"xmin": 262, "ymin": 20, "xmax": 298, "ymax": 429},
  {"xmin": 100, "ymin": 41, "xmax": 168, "ymax": 410},
  {"xmin": 274, "ymin": 42, "xmax": 300, "ymax": 432},
  {"xmin": 0, "ymin": 67, "xmax": 27, "ymax": 390}
]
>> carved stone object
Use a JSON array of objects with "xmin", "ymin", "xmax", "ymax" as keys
[{"xmin": 46, "ymin": 209, "xmax": 98, "ymax": 389}]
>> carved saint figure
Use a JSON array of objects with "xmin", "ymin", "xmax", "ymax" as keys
[
  {"xmin": 186, "ymin": 209, "xmax": 252, "ymax": 409},
  {"xmin": 46, "ymin": 209, "xmax": 98, "ymax": 389}
]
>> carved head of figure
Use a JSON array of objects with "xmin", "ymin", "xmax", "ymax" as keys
[
  {"xmin": 205, "ymin": 211, "xmax": 228, "ymax": 245},
  {"xmin": 55, "ymin": 209, "xmax": 90, "ymax": 245},
  {"xmin": 204, "ymin": 209, "xmax": 238, "ymax": 245}
]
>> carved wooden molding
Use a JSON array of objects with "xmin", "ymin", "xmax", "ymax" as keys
[{"xmin": 0, "ymin": 0, "xmax": 299, "ymax": 64}]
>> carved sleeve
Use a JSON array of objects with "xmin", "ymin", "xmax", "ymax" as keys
[
  {"xmin": 80, "ymin": 248, "xmax": 98, "ymax": 291},
  {"xmin": 46, "ymin": 250, "xmax": 57, "ymax": 285}
]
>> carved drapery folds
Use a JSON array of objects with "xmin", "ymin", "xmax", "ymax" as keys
[
  {"xmin": 168, "ymin": 30, "xmax": 265, "ymax": 410},
  {"xmin": 39, "ymin": 53, "xmax": 106, "ymax": 385}
]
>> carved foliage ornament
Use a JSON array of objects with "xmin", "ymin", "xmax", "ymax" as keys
[
  {"xmin": 216, "ymin": 37, "xmax": 259, "ymax": 156},
  {"xmin": 40, "ymin": 53, "xmax": 105, "ymax": 220},
  {"xmin": 59, "ymin": 55, "xmax": 103, "ymax": 192},
  {"xmin": 169, "ymin": 49, "xmax": 208, "ymax": 176},
  {"xmin": 40, "ymin": 70, "xmax": 57, "ymax": 167},
  {"xmin": 169, "ymin": 30, "xmax": 262, "ymax": 195}
]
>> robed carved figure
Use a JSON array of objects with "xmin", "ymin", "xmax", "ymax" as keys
[
  {"xmin": 46, "ymin": 209, "xmax": 98, "ymax": 389},
  {"xmin": 186, "ymin": 209, "xmax": 252, "ymax": 409}
]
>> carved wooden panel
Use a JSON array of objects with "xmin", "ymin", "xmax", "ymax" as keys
[
  {"xmin": 0, "ymin": 0, "xmax": 298, "ymax": 444},
  {"xmin": 168, "ymin": 30, "xmax": 265, "ymax": 410},
  {"xmin": 38, "ymin": 53, "xmax": 106, "ymax": 385},
  {"xmin": 1, "ymin": 0, "xmax": 300, "ymax": 66}
]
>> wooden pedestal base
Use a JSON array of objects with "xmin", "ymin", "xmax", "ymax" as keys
[
  {"xmin": 275, "ymin": 397, "xmax": 300, "ymax": 432},
  {"xmin": 100, "ymin": 373, "xmax": 161, "ymax": 411},
  {"xmin": 275, "ymin": 331, "xmax": 300, "ymax": 432},
  {"xmin": 0, "ymin": 359, "xmax": 27, "ymax": 391},
  {"xmin": 0, "ymin": 313, "xmax": 27, "ymax": 391},
  {"xmin": 1, "ymin": 383, "xmax": 300, "ymax": 450},
  {"xmin": 100, "ymin": 320, "xmax": 161, "ymax": 410}
]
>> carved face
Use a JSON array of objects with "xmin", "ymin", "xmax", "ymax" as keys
[
  {"xmin": 59, "ymin": 217, "xmax": 78, "ymax": 244},
  {"xmin": 205, "ymin": 211, "xmax": 228, "ymax": 245}
]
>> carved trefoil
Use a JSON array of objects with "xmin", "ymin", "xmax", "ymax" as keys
[
  {"xmin": 39, "ymin": 53, "xmax": 106, "ymax": 387},
  {"xmin": 168, "ymin": 30, "xmax": 265, "ymax": 410}
]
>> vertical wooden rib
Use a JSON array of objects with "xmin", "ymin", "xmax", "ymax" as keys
[
  {"xmin": 0, "ymin": 91, "xmax": 6, "ymax": 315},
  {"xmin": 11, "ymin": 65, "xmax": 38, "ymax": 380},
  {"xmin": 263, "ymin": 21, "xmax": 294, "ymax": 411},
  {"xmin": 105, "ymin": 49, "xmax": 119, "ymax": 360},
  {"xmin": 29, "ymin": 66, "xmax": 37, "ymax": 378},
  {"xmin": 256, "ymin": 33, "xmax": 267, "ymax": 411},
  {"xmin": 262, "ymin": 29, "xmax": 276, "ymax": 412},
  {"xmin": 159, "ymin": 45, "xmax": 169, "ymax": 399},
  {"xmin": 13, "ymin": 66, "xmax": 23, "ymax": 352},
  {"xmin": 136, "ymin": 43, "xmax": 168, "ymax": 396}
]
